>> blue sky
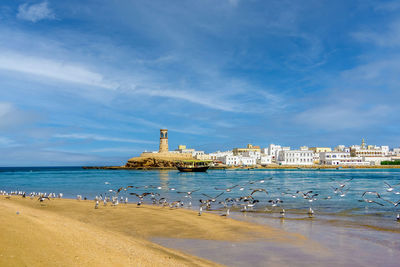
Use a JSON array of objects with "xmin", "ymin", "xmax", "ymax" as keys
[{"xmin": 0, "ymin": 0, "xmax": 399, "ymax": 166}]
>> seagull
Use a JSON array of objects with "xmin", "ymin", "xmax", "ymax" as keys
[
  {"xmin": 339, "ymin": 188, "xmax": 349, "ymax": 197},
  {"xmin": 221, "ymin": 208, "xmax": 230, "ymax": 217},
  {"xmin": 38, "ymin": 196, "xmax": 50, "ymax": 202},
  {"xmin": 381, "ymin": 198, "xmax": 400, "ymax": 207},
  {"xmin": 245, "ymin": 199, "xmax": 259, "ymax": 210},
  {"xmin": 296, "ymin": 190, "xmax": 314, "ymax": 199},
  {"xmin": 177, "ymin": 189, "xmax": 200, "ymax": 196},
  {"xmin": 202, "ymin": 192, "xmax": 224, "ymax": 202},
  {"xmin": 250, "ymin": 188, "xmax": 268, "ymax": 196},
  {"xmin": 268, "ymin": 198, "xmax": 283, "ymax": 207},
  {"xmin": 215, "ymin": 185, "xmax": 238, "ymax": 192},
  {"xmin": 280, "ymin": 208, "xmax": 285, "ymax": 218},
  {"xmin": 198, "ymin": 205, "xmax": 203, "ymax": 216},
  {"xmin": 330, "ymin": 178, "xmax": 353, "ymax": 189},
  {"xmin": 129, "ymin": 192, "xmax": 152, "ymax": 206},
  {"xmin": 362, "ymin": 191, "xmax": 381, "ymax": 198},
  {"xmin": 308, "ymin": 207, "xmax": 314, "ymax": 218},
  {"xmin": 384, "ymin": 181, "xmax": 395, "ymax": 192},
  {"xmin": 359, "ymin": 198, "xmax": 384, "ymax": 206},
  {"xmin": 169, "ymin": 200, "xmax": 183, "ymax": 208}
]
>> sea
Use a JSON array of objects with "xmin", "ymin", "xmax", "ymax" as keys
[
  {"xmin": 1, "ymin": 167, "xmax": 400, "ymax": 266},
  {"xmin": 1, "ymin": 167, "xmax": 400, "ymax": 215}
]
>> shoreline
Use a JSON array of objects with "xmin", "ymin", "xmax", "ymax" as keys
[
  {"xmin": 0, "ymin": 195, "xmax": 308, "ymax": 266},
  {"xmin": 82, "ymin": 165, "xmax": 400, "ymax": 170}
]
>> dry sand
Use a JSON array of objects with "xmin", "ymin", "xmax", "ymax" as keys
[{"xmin": 0, "ymin": 196, "xmax": 307, "ymax": 266}]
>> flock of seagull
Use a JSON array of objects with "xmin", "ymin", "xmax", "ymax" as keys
[{"xmin": 2, "ymin": 177, "xmax": 400, "ymax": 221}]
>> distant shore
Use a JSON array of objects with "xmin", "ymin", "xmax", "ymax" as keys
[
  {"xmin": 0, "ymin": 196, "xmax": 306, "ymax": 266},
  {"xmin": 83, "ymin": 165, "xmax": 400, "ymax": 170}
]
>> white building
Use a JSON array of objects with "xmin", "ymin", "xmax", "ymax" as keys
[
  {"xmin": 258, "ymin": 155, "xmax": 272, "ymax": 165},
  {"xmin": 268, "ymin": 144, "xmax": 290, "ymax": 162},
  {"xmin": 334, "ymin": 145, "xmax": 350, "ymax": 152},
  {"xmin": 319, "ymin": 152, "xmax": 369, "ymax": 166},
  {"xmin": 242, "ymin": 151, "xmax": 261, "ymax": 159},
  {"xmin": 221, "ymin": 155, "xmax": 240, "ymax": 166},
  {"xmin": 240, "ymin": 157, "xmax": 257, "ymax": 166},
  {"xmin": 278, "ymin": 150, "xmax": 313, "ymax": 165},
  {"xmin": 381, "ymin": 146, "xmax": 390, "ymax": 156},
  {"xmin": 209, "ymin": 151, "xmax": 233, "ymax": 160},
  {"xmin": 362, "ymin": 156, "xmax": 392, "ymax": 166},
  {"xmin": 220, "ymin": 155, "xmax": 257, "ymax": 166}
]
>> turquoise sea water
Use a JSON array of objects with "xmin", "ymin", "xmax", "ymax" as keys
[{"xmin": 1, "ymin": 167, "xmax": 400, "ymax": 217}]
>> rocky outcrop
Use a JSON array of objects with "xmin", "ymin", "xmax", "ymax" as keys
[{"xmin": 125, "ymin": 157, "xmax": 179, "ymax": 168}]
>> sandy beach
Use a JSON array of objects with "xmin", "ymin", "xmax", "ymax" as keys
[{"xmin": 0, "ymin": 196, "xmax": 308, "ymax": 266}]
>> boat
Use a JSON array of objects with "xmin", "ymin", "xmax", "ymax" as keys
[{"xmin": 176, "ymin": 160, "xmax": 211, "ymax": 172}]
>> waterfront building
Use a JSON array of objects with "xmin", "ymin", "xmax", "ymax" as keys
[
  {"xmin": 278, "ymin": 150, "xmax": 314, "ymax": 165},
  {"xmin": 319, "ymin": 152, "xmax": 369, "ymax": 166},
  {"xmin": 350, "ymin": 138, "xmax": 389, "ymax": 158},
  {"xmin": 258, "ymin": 155, "xmax": 272, "ymax": 165},
  {"xmin": 233, "ymin": 144, "xmax": 261, "ymax": 155},
  {"xmin": 241, "ymin": 150, "xmax": 261, "ymax": 159},
  {"xmin": 267, "ymin": 144, "xmax": 290, "ymax": 163},
  {"xmin": 362, "ymin": 156, "xmax": 392, "ymax": 166},
  {"xmin": 220, "ymin": 155, "xmax": 240, "ymax": 166},
  {"xmin": 240, "ymin": 157, "xmax": 257, "ymax": 166},
  {"xmin": 310, "ymin": 147, "xmax": 332, "ymax": 153},
  {"xmin": 334, "ymin": 145, "xmax": 350, "ymax": 153},
  {"xmin": 313, "ymin": 153, "xmax": 321, "ymax": 164},
  {"xmin": 209, "ymin": 150, "xmax": 233, "ymax": 160}
]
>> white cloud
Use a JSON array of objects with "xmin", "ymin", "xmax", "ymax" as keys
[
  {"xmin": 0, "ymin": 51, "xmax": 117, "ymax": 89},
  {"xmin": 53, "ymin": 133, "xmax": 156, "ymax": 144},
  {"xmin": 17, "ymin": 1, "xmax": 55, "ymax": 22},
  {"xmin": 132, "ymin": 87, "xmax": 237, "ymax": 112}
]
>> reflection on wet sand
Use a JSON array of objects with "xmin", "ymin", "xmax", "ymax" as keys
[{"xmin": 154, "ymin": 212, "xmax": 400, "ymax": 267}]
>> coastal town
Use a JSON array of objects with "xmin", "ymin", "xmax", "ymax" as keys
[{"xmin": 124, "ymin": 129, "xmax": 400, "ymax": 168}]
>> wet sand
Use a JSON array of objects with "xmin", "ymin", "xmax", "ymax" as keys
[{"xmin": 0, "ymin": 196, "xmax": 308, "ymax": 266}]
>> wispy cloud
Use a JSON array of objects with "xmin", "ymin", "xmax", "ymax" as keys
[
  {"xmin": 0, "ymin": 51, "xmax": 117, "ymax": 89},
  {"xmin": 17, "ymin": 1, "xmax": 55, "ymax": 23},
  {"xmin": 53, "ymin": 133, "xmax": 156, "ymax": 144}
]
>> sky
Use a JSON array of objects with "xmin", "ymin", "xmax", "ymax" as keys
[{"xmin": 0, "ymin": 0, "xmax": 399, "ymax": 166}]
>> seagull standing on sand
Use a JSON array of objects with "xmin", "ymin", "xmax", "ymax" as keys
[
  {"xmin": 308, "ymin": 207, "xmax": 314, "ymax": 218},
  {"xmin": 129, "ymin": 192, "xmax": 152, "ymax": 206}
]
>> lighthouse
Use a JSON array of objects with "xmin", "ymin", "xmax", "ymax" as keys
[{"xmin": 159, "ymin": 129, "xmax": 168, "ymax": 153}]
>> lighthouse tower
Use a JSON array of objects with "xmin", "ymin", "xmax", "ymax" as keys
[{"xmin": 159, "ymin": 129, "xmax": 169, "ymax": 153}]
